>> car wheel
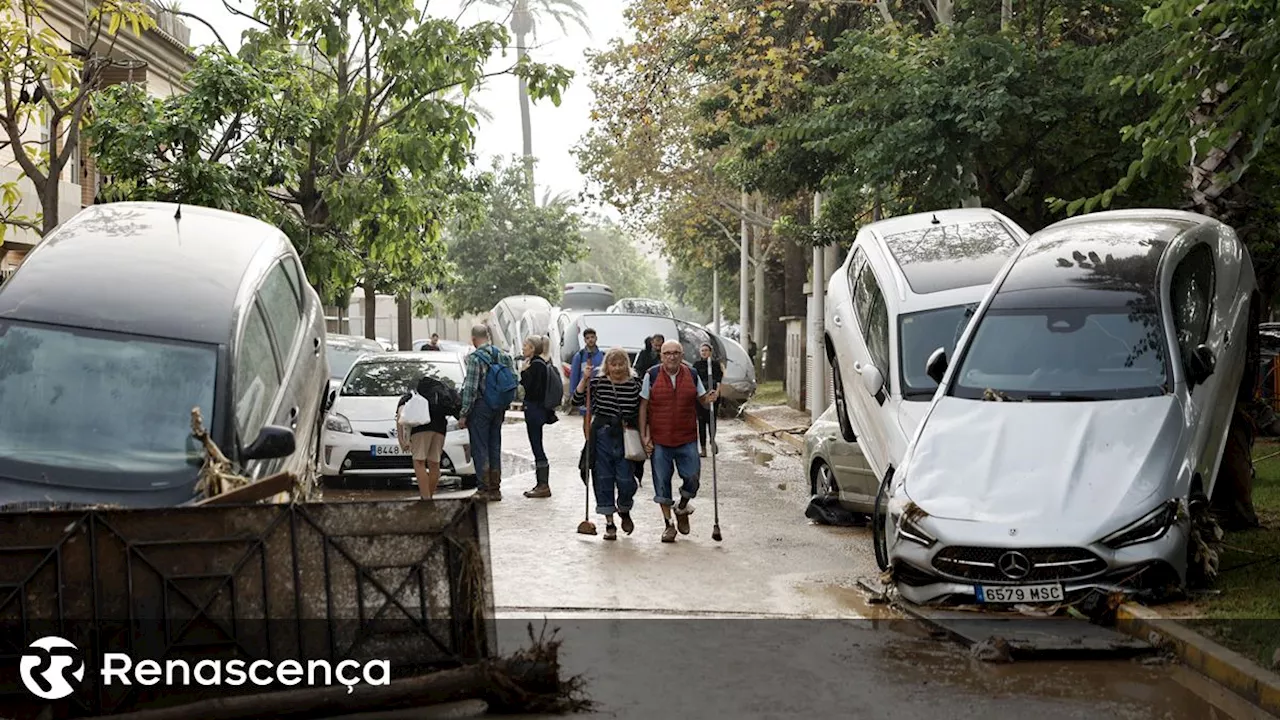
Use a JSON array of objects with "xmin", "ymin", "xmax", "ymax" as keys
[
  {"xmin": 831, "ymin": 361, "xmax": 857, "ymax": 442},
  {"xmin": 811, "ymin": 460, "xmax": 839, "ymax": 499},
  {"xmin": 872, "ymin": 469, "xmax": 892, "ymax": 572},
  {"xmin": 300, "ymin": 390, "xmax": 325, "ymax": 502}
]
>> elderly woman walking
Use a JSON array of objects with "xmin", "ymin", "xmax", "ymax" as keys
[{"xmin": 571, "ymin": 346, "xmax": 643, "ymax": 541}]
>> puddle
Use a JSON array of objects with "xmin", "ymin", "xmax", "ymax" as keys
[{"xmin": 753, "ymin": 450, "xmax": 775, "ymax": 466}]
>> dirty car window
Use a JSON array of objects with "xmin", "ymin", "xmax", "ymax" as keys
[
  {"xmin": 898, "ymin": 304, "xmax": 975, "ymax": 398},
  {"xmin": 952, "ymin": 306, "xmax": 1167, "ymax": 400},
  {"xmin": 0, "ymin": 320, "xmax": 216, "ymax": 481},
  {"xmin": 342, "ymin": 360, "xmax": 463, "ymax": 396}
]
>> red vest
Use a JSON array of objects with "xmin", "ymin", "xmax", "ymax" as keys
[{"xmin": 648, "ymin": 365, "xmax": 699, "ymax": 447}]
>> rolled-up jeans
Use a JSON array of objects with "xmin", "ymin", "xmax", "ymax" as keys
[{"xmin": 592, "ymin": 425, "xmax": 636, "ymax": 516}]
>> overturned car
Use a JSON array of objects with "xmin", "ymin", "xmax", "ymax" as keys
[{"xmin": 875, "ymin": 209, "xmax": 1259, "ymax": 606}]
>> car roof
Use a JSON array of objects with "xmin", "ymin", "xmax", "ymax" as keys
[
  {"xmin": 355, "ymin": 350, "xmax": 462, "ymax": 364},
  {"xmin": 862, "ymin": 209, "xmax": 1027, "ymax": 298},
  {"xmin": 0, "ymin": 201, "xmax": 290, "ymax": 345},
  {"xmin": 328, "ymin": 334, "xmax": 383, "ymax": 348},
  {"xmin": 998, "ymin": 212, "xmax": 1203, "ymax": 295}
]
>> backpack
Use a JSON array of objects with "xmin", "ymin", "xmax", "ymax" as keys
[
  {"xmin": 543, "ymin": 361, "xmax": 564, "ymax": 410},
  {"xmin": 431, "ymin": 382, "xmax": 463, "ymax": 418},
  {"xmin": 482, "ymin": 347, "xmax": 519, "ymax": 410}
]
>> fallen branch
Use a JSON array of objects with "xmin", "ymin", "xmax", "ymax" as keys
[{"xmin": 190, "ymin": 407, "xmax": 253, "ymax": 500}]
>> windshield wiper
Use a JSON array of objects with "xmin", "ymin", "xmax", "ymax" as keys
[{"xmin": 1021, "ymin": 393, "xmax": 1108, "ymax": 402}]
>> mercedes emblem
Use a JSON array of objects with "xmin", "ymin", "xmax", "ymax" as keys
[{"xmin": 997, "ymin": 551, "xmax": 1032, "ymax": 580}]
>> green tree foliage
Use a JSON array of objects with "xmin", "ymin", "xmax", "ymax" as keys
[
  {"xmin": 443, "ymin": 156, "xmax": 587, "ymax": 315},
  {"xmin": 559, "ymin": 217, "xmax": 663, "ymax": 300},
  {"xmin": 86, "ymin": 0, "xmax": 572, "ymax": 306}
]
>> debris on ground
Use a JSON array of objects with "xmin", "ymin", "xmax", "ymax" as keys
[
  {"xmin": 805, "ymin": 494, "xmax": 868, "ymax": 527},
  {"xmin": 191, "ymin": 406, "xmax": 254, "ymax": 500},
  {"xmin": 969, "ymin": 636, "xmax": 1014, "ymax": 663}
]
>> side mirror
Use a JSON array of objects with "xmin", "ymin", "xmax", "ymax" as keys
[
  {"xmin": 860, "ymin": 364, "xmax": 885, "ymax": 396},
  {"xmin": 1188, "ymin": 344, "xmax": 1216, "ymax": 386},
  {"xmin": 243, "ymin": 425, "xmax": 296, "ymax": 461},
  {"xmin": 926, "ymin": 348, "xmax": 949, "ymax": 385},
  {"xmin": 325, "ymin": 388, "xmax": 337, "ymax": 411}
]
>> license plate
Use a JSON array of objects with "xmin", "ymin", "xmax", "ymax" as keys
[
  {"xmin": 370, "ymin": 444, "xmax": 407, "ymax": 457},
  {"xmin": 975, "ymin": 583, "xmax": 1064, "ymax": 604}
]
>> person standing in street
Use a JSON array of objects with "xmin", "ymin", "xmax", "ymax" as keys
[
  {"xmin": 568, "ymin": 327, "xmax": 604, "ymax": 416},
  {"xmin": 571, "ymin": 347, "xmax": 643, "ymax": 541},
  {"xmin": 632, "ymin": 334, "xmax": 664, "ymax": 376},
  {"xmin": 640, "ymin": 340, "xmax": 718, "ymax": 543},
  {"xmin": 458, "ymin": 323, "xmax": 519, "ymax": 501},
  {"xmin": 520, "ymin": 335, "xmax": 556, "ymax": 498},
  {"xmin": 693, "ymin": 342, "xmax": 724, "ymax": 457},
  {"xmin": 395, "ymin": 374, "xmax": 455, "ymax": 500}
]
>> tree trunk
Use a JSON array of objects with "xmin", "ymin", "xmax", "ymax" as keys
[
  {"xmin": 397, "ymin": 292, "xmax": 413, "ymax": 350},
  {"xmin": 514, "ymin": 0, "xmax": 535, "ymax": 198},
  {"xmin": 364, "ymin": 284, "xmax": 377, "ymax": 340},
  {"xmin": 40, "ymin": 159, "xmax": 61, "ymax": 235}
]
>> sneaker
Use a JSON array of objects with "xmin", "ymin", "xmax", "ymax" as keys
[
  {"xmin": 620, "ymin": 512, "xmax": 634, "ymax": 535},
  {"xmin": 604, "ymin": 523, "xmax": 617, "ymax": 541},
  {"xmin": 661, "ymin": 523, "xmax": 677, "ymax": 543},
  {"xmin": 674, "ymin": 504, "xmax": 694, "ymax": 535}
]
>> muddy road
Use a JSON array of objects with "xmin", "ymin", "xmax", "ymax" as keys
[{"xmin": 325, "ymin": 416, "xmax": 1261, "ymax": 719}]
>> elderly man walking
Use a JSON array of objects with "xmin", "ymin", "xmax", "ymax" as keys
[
  {"xmin": 458, "ymin": 323, "xmax": 519, "ymax": 501},
  {"xmin": 639, "ymin": 340, "xmax": 718, "ymax": 542}
]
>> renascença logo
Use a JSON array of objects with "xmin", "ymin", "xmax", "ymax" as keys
[
  {"xmin": 18, "ymin": 636, "xmax": 390, "ymax": 698},
  {"xmin": 20, "ymin": 636, "xmax": 86, "ymax": 700}
]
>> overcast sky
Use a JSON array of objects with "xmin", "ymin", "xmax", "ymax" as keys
[{"xmin": 180, "ymin": 0, "xmax": 635, "ymax": 221}]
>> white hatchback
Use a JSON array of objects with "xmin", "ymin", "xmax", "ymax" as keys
[
  {"xmin": 321, "ymin": 352, "xmax": 475, "ymax": 489},
  {"xmin": 824, "ymin": 208, "xmax": 1030, "ymax": 496}
]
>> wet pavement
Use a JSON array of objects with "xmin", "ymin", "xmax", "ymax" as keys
[{"xmin": 324, "ymin": 416, "xmax": 1263, "ymax": 719}]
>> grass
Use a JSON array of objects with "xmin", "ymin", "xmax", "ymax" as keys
[
  {"xmin": 1184, "ymin": 440, "xmax": 1280, "ymax": 667},
  {"xmin": 748, "ymin": 380, "xmax": 787, "ymax": 407}
]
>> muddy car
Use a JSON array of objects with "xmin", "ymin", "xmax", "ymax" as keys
[
  {"xmin": 876, "ymin": 209, "xmax": 1259, "ymax": 606},
  {"xmin": 0, "ymin": 202, "xmax": 330, "ymax": 509}
]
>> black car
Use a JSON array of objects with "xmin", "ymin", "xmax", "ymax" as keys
[{"xmin": 0, "ymin": 202, "xmax": 330, "ymax": 509}]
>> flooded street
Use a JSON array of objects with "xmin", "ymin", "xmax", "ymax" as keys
[{"xmin": 325, "ymin": 417, "xmax": 1261, "ymax": 719}]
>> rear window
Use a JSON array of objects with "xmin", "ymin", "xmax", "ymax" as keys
[
  {"xmin": 342, "ymin": 360, "xmax": 463, "ymax": 397},
  {"xmin": 882, "ymin": 221, "xmax": 1021, "ymax": 294}
]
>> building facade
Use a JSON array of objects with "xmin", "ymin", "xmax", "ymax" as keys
[{"xmin": 0, "ymin": 0, "xmax": 193, "ymax": 280}]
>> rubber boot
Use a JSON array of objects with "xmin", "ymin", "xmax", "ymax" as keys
[
  {"xmin": 488, "ymin": 468, "xmax": 503, "ymax": 501},
  {"xmin": 524, "ymin": 463, "xmax": 551, "ymax": 498}
]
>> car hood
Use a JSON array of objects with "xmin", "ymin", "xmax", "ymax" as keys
[
  {"xmin": 332, "ymin": 396, "xmax": 398, "ymax": 423},
  {"xmin": 903, "ymin": 395, "xmax": 1184, "ymax": 534},
  {"xmin": 897, "ymin": 400, "xmax": 932, "ymax": 445}
]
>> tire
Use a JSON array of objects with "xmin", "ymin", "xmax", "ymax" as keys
[
  {"xmin": 872, "ymin": 469, "xmax": 893, "ymax": 572},
  {"xmin": 812, "ymin": 460, "xmax": 838, "ymax": 499},
  {"xmin": 831, "ymin": 361, "xmax": 857, "ymax": 442}
]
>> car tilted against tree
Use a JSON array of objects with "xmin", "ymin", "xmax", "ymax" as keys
[{"xmin": 875, "ymin": 209, "xmax": 1260, "ymax": 607}]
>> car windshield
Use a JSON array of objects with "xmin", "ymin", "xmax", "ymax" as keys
[
  {"xmin": 0, "ymin": 320, "xmax": 216, "ymax": 483},
  {"xmin": 326, "ymin": 344, "xmax": 378, "ymax": 380},
  {"xmin": 898, "ymin": 304, "xmax": 977, "ymax": 399},
  {"xmin": 342, "ymin": 360, "xmax": 464, "ymax": 397},
  {"xmin": 951, "ymin": 306, "xmax": 1168, "ymax": 400}
]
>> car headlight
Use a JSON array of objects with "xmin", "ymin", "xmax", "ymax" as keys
[
  {"xmin": 1100, "ymin": 500, "xmax": 1178, "ymax": 549},
  {"xmin": 893, "ymin": 511, "xmax": 937, "ymax": 548},
  {"xmin": 325, "ymin": 413, "xmax": 352, "ymax": 434}
]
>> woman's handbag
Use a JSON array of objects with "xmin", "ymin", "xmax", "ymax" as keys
[{"xmin": 624, "ymin": 427, "xmax": 647, "ymax": 462}]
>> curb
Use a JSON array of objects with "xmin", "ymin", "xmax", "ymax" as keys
[
  {"xmin": 1115, "ymin": 603, "xmax": 1280, "ymax": 716},
  {"xmin": 741, "ymin": 408, "xmax": 807, "ymax": 453}
]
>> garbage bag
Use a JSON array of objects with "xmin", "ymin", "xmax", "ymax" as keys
[{"xmin": 805, "ymin": 494, "xmax": 867, "ymax": 527}]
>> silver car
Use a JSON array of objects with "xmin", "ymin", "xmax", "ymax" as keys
[
  {"xmin": 804, "ymin": 405, "xmax": 878, "ymax": 514},
  {"xmin": 877, "ymin": 209, "xmax": 1258, "ymax": 606}
]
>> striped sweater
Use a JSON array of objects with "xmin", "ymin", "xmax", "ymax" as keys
[{"xmin": 570, "ymin": 368, "xmax": 642, "ymax": 424}]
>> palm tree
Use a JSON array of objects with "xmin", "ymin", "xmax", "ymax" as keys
[{"xmin": 464, "ymin": 0, "xmax": 590, "ymax": 194}]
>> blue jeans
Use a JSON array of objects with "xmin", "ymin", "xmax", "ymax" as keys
[
  {"xmin": 524, "ymin": 403, "xmax": 547, "ymax": 465},
  {"xmin": 592, "ymin": 426, "xmax": 637, "ymax": 516},
  {"xmin": 652, "ymin": 441, "xmax": 701, "ymax": 506},
  {"xmin": 468, "ymin": 402, "xmax": 504, "ymax": 487}
]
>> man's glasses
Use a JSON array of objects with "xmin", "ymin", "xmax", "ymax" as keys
[{"xmin": 661, "ymin": 351, "xmax": 682, "ymax": 356}]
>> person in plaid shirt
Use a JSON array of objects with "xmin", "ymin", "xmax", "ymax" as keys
[{"xmin": 458, "ymin": 323, "xmax": 519, "ymax": 501}]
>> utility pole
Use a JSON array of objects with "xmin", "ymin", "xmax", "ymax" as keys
[
  {"xmin": 811, "ymin": 191, "xmax": 828, "ymax": 421},
  {"xmin": 712, "ymin": 267, "xmax": 720, "ymax": 334},
  {"xmin": 739, "ymin": 189, "xmax": 750, "ymax": 352},
  {"xmin": 752, "ymin": 194, "xmax": 765, "ymax": 369}
]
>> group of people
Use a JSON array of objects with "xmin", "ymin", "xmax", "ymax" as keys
[{"xmin": 397, "ymin": 323, "xmax": 727, "ymax": 543}]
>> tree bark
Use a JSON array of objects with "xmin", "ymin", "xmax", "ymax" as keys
[
  {"xmin": 364, "ymin": 283, "xmax": 377, "ymax": 340},
  {"xmin": 397, "ymin": 292, "xmax": 414, "ymax": 350}
]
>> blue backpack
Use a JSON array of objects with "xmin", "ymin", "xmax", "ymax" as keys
[{"xmin": 482, "ymin": 347, "xmax": 519, "ymax": 410}]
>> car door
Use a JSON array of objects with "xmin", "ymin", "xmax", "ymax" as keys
[
  {"xmin": 257, "ymin": 256, "xmax": 319, "ymax": 481},
  {"xmin": 1169, "ymin": 241, "xmax": 1224, "ymax": 489},
  {"xmin": 234, "ymin": 300, "xmax": 286, "ymax": 481},
  {"xmin": 847, "ymin": 255, "xmax": 894, "ymax": 479},
  {"xmin": 827, "ymin": 437, "xmax": 879, "ymax": 508}
]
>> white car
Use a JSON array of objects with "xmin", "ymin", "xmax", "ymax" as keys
[
  {"xmin": 321, "ymin": 351, "xmax": 476, "ymax": 489},
  {"xmin": 824, "ymin": 208, "xmax": 1031, "ymax": 484}
]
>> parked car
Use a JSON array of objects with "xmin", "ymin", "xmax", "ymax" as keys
[
  {"xmin": 804, "ymin": 405, "xmax": 878, "ymax": 514},
  {"xmin": 824, "ymin": 208, "xmax": 1031, "ymax": 483},
  {"xmin": 875, "ymin": 209, "xmax": 1259, "ymax": 606},
  {"xmin": 321, "ymin": 351, "xmax": 476, "ymax": 490},
  {"xmin": 560, "ymin": 282, "xmax": 615, "ymax": 312},
  {"xmin": 607, "ymin": 297, "xmax": 674, "ymax": 317},
  {"xmin": 560, "ymin": 312, "xmax": 680, "ymax": 368},
  {"xmin": 325, "ymin": 334, "xmax": 384, "ymax": 395},
  {"xmin": 0, "ymin": 201, "xmax": 330, "ymax": 509},
  {"xmin": 671, "ymin": 319, "xmax": 756, "ymax": 412},
  {"xmin": 487, "ymin": 295, "xmax": 552, "ymax": 356}
]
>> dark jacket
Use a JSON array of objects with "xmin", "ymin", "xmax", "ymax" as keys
[
  {"xmin": 397, "ymin": 375, "xmax": 449, "ymax": 435},
  {"xmin": 693, "ymin": 357, "xmax": 724, "ymax": 389},
  {"xmin": 633, "ymin": 346, "xmax": 661, "ymax": 376},
  {"xmin": 521, "ymin": 356, "xmax": 549, "ymax": 406}
]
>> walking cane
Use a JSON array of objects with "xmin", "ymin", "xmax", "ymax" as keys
[
  {"xmin": 709, "ymin": 361, "xmax": 722, "ymax": 542},
  {"xmin": 577, "ymin": 358, "xmax": 597, "ymax": 535}
]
